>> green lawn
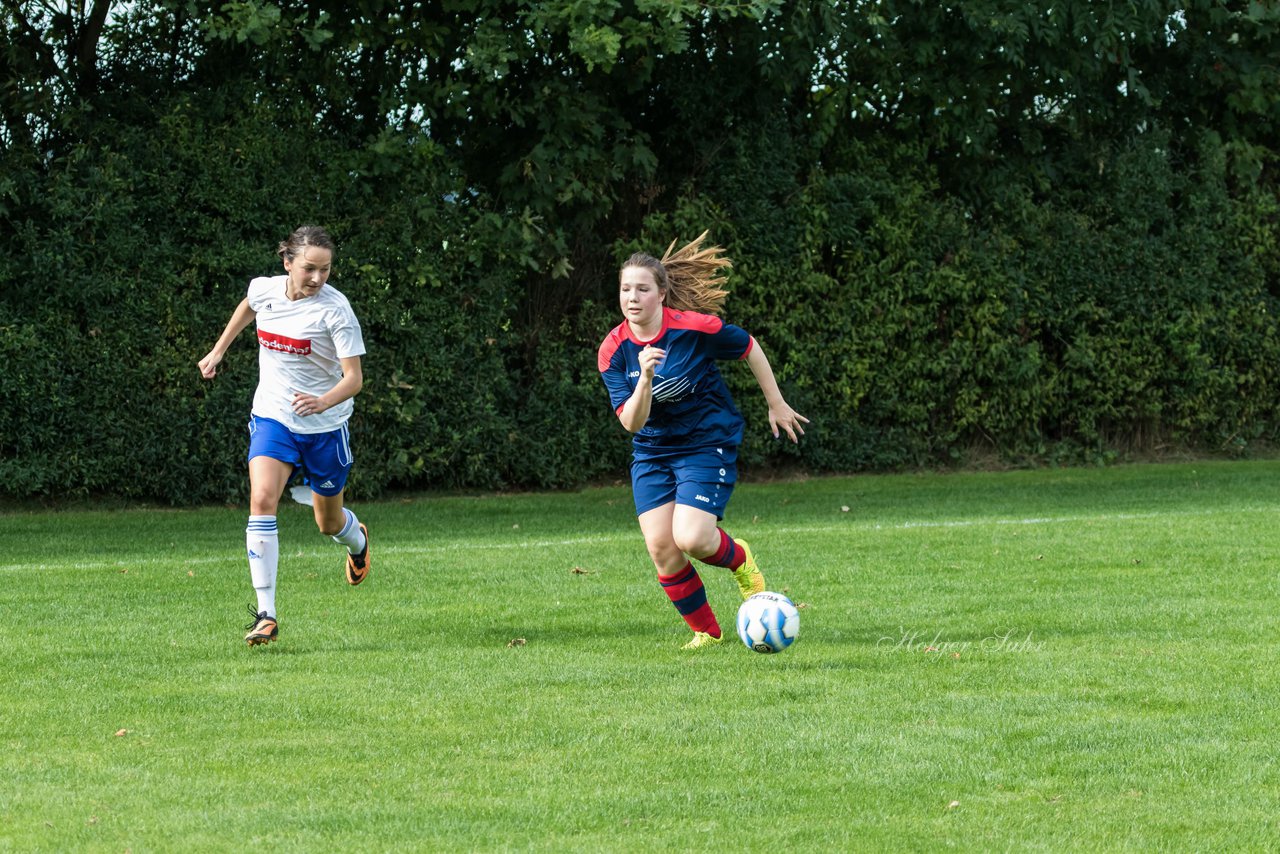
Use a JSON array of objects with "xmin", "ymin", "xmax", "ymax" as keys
[{"xmin": 2, "ymin": 460, "xmax": 1278, "ymax": 851}]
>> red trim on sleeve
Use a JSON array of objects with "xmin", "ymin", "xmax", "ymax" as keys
[
  {"xmin": 597, "ymin": 324, "xmax": 627, "ymax": 373},
  {"xmin": 664, "ymin": 308, "xmax": 724, "ymax": 335},
  {"xmin": 741, "ymin": 335, "xmax": 756, "ymax": 360}
]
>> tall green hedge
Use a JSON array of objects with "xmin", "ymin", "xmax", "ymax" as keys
[
  {"xmin": 671, "ymin": 126, "xmax": 1280, "ymax": 474},
  {"xmin": 3, "ymin": 3, "xmax": 1279, "ymax": 504},
  {"xmin": 2, "ymin": 102, "xmax": 1277, "ymax": 504}
]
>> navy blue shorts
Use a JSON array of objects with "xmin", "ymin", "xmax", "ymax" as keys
[
  {"xmin": 631, "ymin": 448, "xmax": 737, "ymax": 518},
  {"xmin": 247, "ymin": 415, "xmax": 353, "ymax": 497}
]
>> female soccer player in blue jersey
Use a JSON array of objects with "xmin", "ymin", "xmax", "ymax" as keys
[
  {"xmin": 597, "ymin": 233, "xmax": 809, "ymax": 650},
  {"xmin": 198, "ymin": 225, "xmax": 371, "ymax": 646}
]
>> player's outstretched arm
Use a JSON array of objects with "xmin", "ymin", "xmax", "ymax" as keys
[
  {"xmin": 746, "ymin": 342, "xmax": 808, "ymax": 443},
  {"xmin": 198, "ymin": 298, "xmax": 256, "ymax": 379}
]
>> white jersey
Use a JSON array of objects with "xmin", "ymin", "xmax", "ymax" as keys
[{"xmin": 247, "ymin": 275, "xmax": 366, "ymax": 434}]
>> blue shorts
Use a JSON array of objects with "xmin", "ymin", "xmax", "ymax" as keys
[
  {"xmin": 631, "ymin": 448, "xmax": 738, "ymax": 518},
  {"xmin": 247, "ymin": 415, "xmax": 353, "ymax": 497}
]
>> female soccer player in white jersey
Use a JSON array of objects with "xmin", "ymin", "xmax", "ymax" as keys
[
  {"xmin": 597, "ymin": 233, "xmax": 809, "ymax": 650},
  {"xmin": 198, "ymin": 225, "xmax": 370, "ymax": 646}
]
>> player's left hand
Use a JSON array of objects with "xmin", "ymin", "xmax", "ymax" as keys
[
  {"xmin": 292, "ymin": 392, "xmax": 330, "ymax": 417},
  {"xmin": 769, "ymin": 403, "xmax": 809, "ymax": 443}
]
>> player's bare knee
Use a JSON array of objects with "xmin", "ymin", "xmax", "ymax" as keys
[
  {"xmin": 672, "ymin": 531, "xmax": 715, "ymax": 558},
  {"xmin": 248, "ymin": 495, "xmax": 279, "ymax": 516},
  {"xmin": 646, "ymin": 542, "xmax": 681, "ymax": 569}
]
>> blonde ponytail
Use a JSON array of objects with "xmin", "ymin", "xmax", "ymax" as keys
[{"xmin": 620, "ymin": 231, "xmax": 732, "ymax": 315}]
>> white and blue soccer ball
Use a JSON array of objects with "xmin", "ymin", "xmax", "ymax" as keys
[{"xmin": 736, "ymin": 591, "xmax": 800, "ymax": 654}]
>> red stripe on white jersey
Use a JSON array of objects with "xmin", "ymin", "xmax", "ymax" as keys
[{"xmin": 258, "ymin": 329, "xmax": 312, "ymax": 355}]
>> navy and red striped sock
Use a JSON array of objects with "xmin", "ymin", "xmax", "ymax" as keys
[
  {"xmin": 658, "ymin": 562, "xmax": 721, "ymax": 637},
  {"xmin": 698, "ymin": 528, "xmax": 746, "ymax": 570}
]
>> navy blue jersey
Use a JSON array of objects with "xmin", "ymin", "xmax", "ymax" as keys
[{"xmin": 597, "ymin": 307, "xmax": 754, "ymax": 458}]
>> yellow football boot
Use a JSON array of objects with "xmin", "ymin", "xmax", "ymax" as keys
[
  {"xmin": 731, "ymin": 539, "xmax": 766, "ymax": 600},
  {"xmin": 681, "ymin": 631, "xmax": 725, "ymax": 651}
]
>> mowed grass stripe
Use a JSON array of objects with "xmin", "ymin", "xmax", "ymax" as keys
[{"xmin": 1, "ymin": 503, "xmax": 1272, "ymax": 573}]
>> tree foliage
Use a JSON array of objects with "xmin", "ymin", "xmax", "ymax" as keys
[{"xmin": 1, "ymin": 1, "xmax": 1277, "ymax": 502}]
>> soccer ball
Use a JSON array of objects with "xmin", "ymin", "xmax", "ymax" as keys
[{"xmin": 736, "ymin": 591, "xmax": 800, "ymax": 654}]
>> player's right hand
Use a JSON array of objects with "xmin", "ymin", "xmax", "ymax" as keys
[
  {"xmin": 197, "ymin": 351, "xmax": 222, "ymax": 379},
  {"xmin": 638, "ymin": 345, "xmax": 665, "ymax": 379}
]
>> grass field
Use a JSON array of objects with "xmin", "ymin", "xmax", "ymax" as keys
[{"xmin": 2, "ymin": 460, "xmax": 1279, "ymax": 851}]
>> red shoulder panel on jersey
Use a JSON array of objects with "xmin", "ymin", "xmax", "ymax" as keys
[
  {"xmin": 597, "ymin": 323, "xmax": 628, "ymax": 373},
  {"xmin": 664, "ymin": 308, "xmax": 724, "ymax": 334}
]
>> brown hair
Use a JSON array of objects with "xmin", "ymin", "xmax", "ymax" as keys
[
  {"xmin": 620, "ymin": 231, "xmax": 731, "ymax": 315},
  {"xmin": 278, "ymin": 225, "xmax": 336, "ymax": 262}
]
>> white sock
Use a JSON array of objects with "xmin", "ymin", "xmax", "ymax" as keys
[
  {"xmin": 331, "ymin": 507, "xmax": 367, "ymax": 554},
  {"xmin": 247, "ymin": 515, "xmax": 279, "ymax": 618}
]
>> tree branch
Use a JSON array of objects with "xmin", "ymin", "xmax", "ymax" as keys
[
  {"xmin": 73, "ymin": 0, "xmax": 114, "ymax": 96},
  {"xmin": 0, "ymin": 0, "xmax": 67, "ymax": 87}
]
